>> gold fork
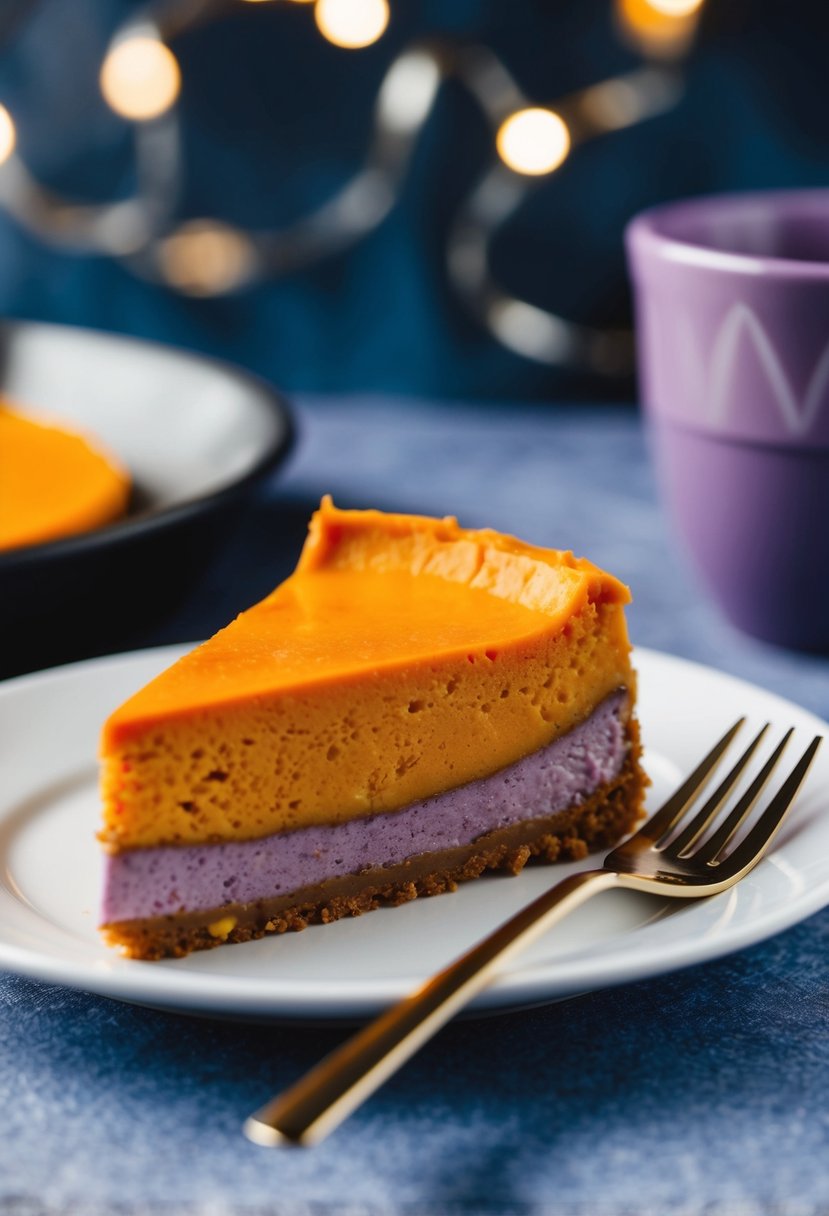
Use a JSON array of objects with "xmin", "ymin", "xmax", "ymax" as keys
[{"xmin": 244, "ymin": 719, "xmax": 822, "ymax": 1148}]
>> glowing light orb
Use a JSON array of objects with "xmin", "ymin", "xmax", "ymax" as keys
[
  {"xmin": 644, "ymin": 0, "xmax": 704, "ymax": 14},
  {"xmin": 159, "ymin": 221, "xmax": 255, "ymax": 295},
  {"xmin": 617, "ymin": 0, "xmax": 704, "ymax": 54},
  {"xmin": 315, "ymin": 0, "xmax": 389, "ymax": 49},
  {"xmin": 0, "ymin": 105, "xmax": 16, "ymax": 165},
  {"xmin": 100, "ymin": 36, "xmax": 181, "ymax": 122},
  {"xmin": 496, "ymin": 108, "xmax": 571, "ymax": 177}
]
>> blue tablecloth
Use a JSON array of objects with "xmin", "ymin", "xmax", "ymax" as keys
[{"xmin": 3, "ymin": 395, "xmax": 829, "ymax": 1216}]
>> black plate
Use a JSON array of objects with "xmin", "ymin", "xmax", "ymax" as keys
[{"xmin": 0, "ymin": 322, "xmax": 294, "ymax": 678}]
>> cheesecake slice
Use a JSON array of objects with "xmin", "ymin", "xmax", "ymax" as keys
[
  {"xmin": 0, "ymin": 404, "xmax": 130, "ymax": 551},
  {"xmin": 99, "ymin": 500, "xmax": 646, "ymax": 959}
]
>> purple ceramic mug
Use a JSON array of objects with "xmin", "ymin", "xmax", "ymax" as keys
[{"xmin": 626, "ymin": 190, "xmax": 829, "ymax": 652}]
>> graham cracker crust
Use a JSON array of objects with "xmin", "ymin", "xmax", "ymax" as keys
[{"xmin": 102, "ymin": 717, "xmax": 647, "ymax": 961}]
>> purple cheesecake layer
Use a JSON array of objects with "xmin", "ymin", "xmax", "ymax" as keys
[{"xmin": 101, "ymin": 691, "xmax": 628, "ymax": 923}]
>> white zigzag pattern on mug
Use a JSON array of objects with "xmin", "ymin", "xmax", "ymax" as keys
[{"xmin": 704, "ymin": 302, "xmax": 829, "ymax": 436}]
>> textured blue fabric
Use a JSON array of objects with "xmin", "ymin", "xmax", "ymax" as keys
[{"xmin": 2, "ymin": 396, "xmax": 829, "ymax": 1215}]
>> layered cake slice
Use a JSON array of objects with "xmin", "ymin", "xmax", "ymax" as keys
[{"xmin": 99, "ymin": 500, "xmax": 646, "ymax": 959}]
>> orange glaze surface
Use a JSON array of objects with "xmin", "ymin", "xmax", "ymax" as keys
[
  {"xmin": 100, "ymin": 500, "xmax": 634, "ymax": 851},
  {"xmin": 0, "ymin": 405, "xmax": 130, "ymax": 551}
]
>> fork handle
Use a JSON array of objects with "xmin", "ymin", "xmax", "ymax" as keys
[{"xmin": 244, "ymin": 867, "xmax": 618, "ymax": 1148}]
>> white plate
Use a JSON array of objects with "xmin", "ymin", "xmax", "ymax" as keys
[{"xmin": 0, "ymin": 646, "xmax": 827, "ymax": 1020}]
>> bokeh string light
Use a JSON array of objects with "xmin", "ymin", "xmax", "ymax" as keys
[
  {"xmin": 495, "ymin": 108, "xmax": 571, "ymax": 177},
  {"xmin": 0, "ymin": 0, "xmax": 707, "ymax": 373},
  {"xmin": 315, "ymin": 0, "xmax": 389, "ymax": 49},
  {"xmin": 100, "ymin": 34, "xmax": 182, "ymax": 122},
  {"xmin": 0, "ymin": 104, "xmax": 15, "ymax": 165},
  {"xmin": 616, "ymin": 0, "xmax": 703, "ymax": 57},
  {"xmin": 644, "ymin": 0, "xmax": 705, "ymax": 16}
]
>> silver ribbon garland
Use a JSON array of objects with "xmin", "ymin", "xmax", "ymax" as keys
[{"xmin": 0, "ymin": 0, "xmax": 696, "ymax": 373}]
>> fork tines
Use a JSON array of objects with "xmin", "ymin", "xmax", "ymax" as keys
[{"xmin": 653, "ymin": 721, "xmax": 822, "ymax": 876}]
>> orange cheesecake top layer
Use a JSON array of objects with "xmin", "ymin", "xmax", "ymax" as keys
[
  {"xmin": 100, "ymin": 500, "xmax": 633, "ymax": 849},
  {"xmin": 105, "ymin": 499, "xmax": 629, "ymax": 742},
  {"xmin": 0, "ymin": 405, "xmax": 131, "ymax": 552}
]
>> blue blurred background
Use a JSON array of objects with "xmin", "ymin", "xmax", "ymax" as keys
[{"xmin": 0, "ymin": 0, "xmax": 826, "ymax": 402}]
